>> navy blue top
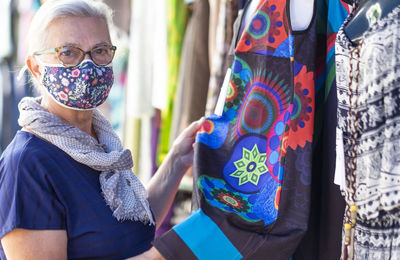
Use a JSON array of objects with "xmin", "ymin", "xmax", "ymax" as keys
[{"xmin": 0, "ymin": 131, "xmax": 155, "ymax": 259}]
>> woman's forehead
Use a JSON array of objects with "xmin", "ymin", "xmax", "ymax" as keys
[{"xmin": 46, "ymin": 16, "xmax": 111, "ymax": 47}]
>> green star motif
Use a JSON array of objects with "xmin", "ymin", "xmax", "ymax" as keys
[{"xmin": 230, "ymin": 144, "xmax": 268, "ymax": 186}]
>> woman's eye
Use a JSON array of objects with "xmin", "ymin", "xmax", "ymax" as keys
[
  {"xmin": 94, "ymin": 48, "xmax": 104, "ymax": 54},
  {"xmin": 61, "ymin": 50, "xmax": 72, "ymax": 56}
]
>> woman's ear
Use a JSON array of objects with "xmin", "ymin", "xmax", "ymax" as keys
[{"xmin": 26, "ymin": 55, "xmax": 42, "ymax": 82}]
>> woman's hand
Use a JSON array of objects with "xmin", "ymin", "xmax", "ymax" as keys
[
  {"xmin": 146, "ymin": 117, "xmax": 205, "ymax": 228},
  {"xmin": 170, "ymin": 117, "xmax": 205, "ymax": 171}
]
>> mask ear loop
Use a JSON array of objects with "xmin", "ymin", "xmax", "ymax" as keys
[{"xmin": 17, "ymin": 64, "xmax": 28, "ymax": 81}]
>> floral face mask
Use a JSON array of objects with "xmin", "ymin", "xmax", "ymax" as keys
[{"xmin": 40, "ymin": 60, "xmax": 114, "ymax": 110}]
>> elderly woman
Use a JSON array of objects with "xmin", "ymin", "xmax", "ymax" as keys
[{"xmin": 0, "ymin": 0, "xmax": 202, "ymax": 259}]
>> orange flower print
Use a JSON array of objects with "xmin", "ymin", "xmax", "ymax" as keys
[{"xmin": 91, "ymin": 78, "xmax": 98, "ymax": 86}]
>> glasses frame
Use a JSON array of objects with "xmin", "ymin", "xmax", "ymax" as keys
[{"xmin": 33, "ymin": 44, "xmax": 117, "ymax": 68}]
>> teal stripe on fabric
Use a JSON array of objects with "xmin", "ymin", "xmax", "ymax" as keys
[{"xmin": 173, "ymin": 209, "xmax": 242, "ymax": 260}]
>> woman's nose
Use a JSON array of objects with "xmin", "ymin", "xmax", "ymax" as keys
[{"xmin": 83, "ymin": 52, "xmax": 92, "ymax": 60}]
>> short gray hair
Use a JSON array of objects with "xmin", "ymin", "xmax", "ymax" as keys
[{"xmin": 27, "ymin": 0, "xmax": 114, "ymax": 55}]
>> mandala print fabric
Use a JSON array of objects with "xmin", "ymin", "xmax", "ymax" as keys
[
  {"xmin": 336, "ymin": 6, "xmax": 400, "ymax": 259},
  {"xmin": 154, "ymin": 0, "xmax": 317, "ymax": 259}
]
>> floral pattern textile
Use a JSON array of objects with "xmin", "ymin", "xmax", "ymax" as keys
[{"xmin": 42, "ymin": 61, "xmax": 114, "ymax": 110}]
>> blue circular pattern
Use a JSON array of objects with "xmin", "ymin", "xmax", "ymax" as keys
[
  {"xmin": 241, "ymin": 94, "xmax": 274, "ymax": 133},
  {"xmin": 292, "ymin": 98, "xmax": 299, "ymax": 116},
  {"xmin": 245, "ymin": 40, "xmax": 251, "ymax": 46},
  {"xmin": 299, "ymin": 121, "xmax": 305, "ymax": 128},
  {"xmin": 269, "ymin": 151, "xmax": 279, "ymax": 164},
  {"xmin": 306, "ymin": 106, "xmax": 312, "ymax": 113},
  {"xmin": 247, "ymin": 162, "xmax": 257, "ymax": 172},
  {"xmin": 275, "ymin": 121, "xmax": 285, "ymax": 135},
  {"xmin": 303, "ymin": 89, "xmax": 309, "ymax": 95},
  {"xmin": 269, "ymin": 37, "xmax": 275, "ymax": 43},
  {"xmin": 284, "ymin": 110, "xmax": 291, "ymax": 122},
  {"xmin": 269, "ymin": 135, "xmax": 280, "ymax": 150},
  {"xmin": 248, "ymin": 12, "xmax": 270, "ymax": 39},
  {"xmin": 233, "ymin": 60, "xmax": 242, "ymax": 73},
  {"xmin": 270, "ymin": 4, "xmax": 276, "ymax": 11},
  {"xmin": 273, "ymin": 164, "xmax": 279, "ymax": 176},
  {"xmin": 276, "ymin": 21, "xmax": 282, "ymax": 27}
]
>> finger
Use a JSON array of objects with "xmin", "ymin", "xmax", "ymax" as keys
[{"xmin": 183, "ymin": 117, "xmax": 205, "ymax": 136}]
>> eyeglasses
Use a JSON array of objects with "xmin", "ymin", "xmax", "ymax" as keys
[{"xmin": 33, "ymin": 44, "xmax": 117, "ymax": 67}]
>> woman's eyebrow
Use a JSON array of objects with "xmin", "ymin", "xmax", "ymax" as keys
[
  {"xmin": 61, "ymin": 42, "xmax": 80, "ymax": 47},
  {"xmin": 93, "ymin": 41, "xmax": 111, "ymax": 47},
  {"xmin": 59, "ymin": 41, "xmax": 111, "ymax": 48}
]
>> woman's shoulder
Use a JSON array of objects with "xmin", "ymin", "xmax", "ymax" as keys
[
  {"xmin": 0, "ymin": 130, "xmax": 70, "ymax": 175},
  {"xmin": 1, "ymin": 130, "xmax": 57, "ymax": 162},
  {"xmin": 0, "ymin": 131, "xmax": 69, "ymax": 244}
]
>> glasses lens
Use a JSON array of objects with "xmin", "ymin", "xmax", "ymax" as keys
[
  {"xmin": 91, "ymin": 45, "xmax": 115, "ymax": 66},
  {"xmin": 58, "ymin": 46, "xmax": 83, "ymax": 66}
]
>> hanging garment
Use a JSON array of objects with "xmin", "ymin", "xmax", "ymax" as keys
[
  {"xmin": 208, "ymin": 0, "xmax": 221, "ymax": 66},
  {"xmin": 239, "ymin": 0, "xmax": 249, "ymax": 9},
  {"xmin": 336, "ymin": 5, "xmax": 400, "ymax": 259},
  {"xmin": 103, "ymin": 0, "xmax": 131, "ymax": 33},
  {"xmin": 293, "ymin": 0, "xmax": 350, "ymax": 259},
  {"xmin": 154, "ymin": 0, "xmax": 317, "ymax": 258},
  {"xmin": 205, "ymin": 0, "xmax": 228, "ymax": 116},
  {"xmin": 224, "ymin": 0, "xmax": 239, "ymax": 67},
  {"xmin": 125, "ymin": 0, "xmax": 168, "ymax": 178},
  {"xmin": 205, "ymin": 0, "xmax": 239, "ymax": 116},
  {"xmin": 170, "ymin": 0, "xmax": 210, "ymax": 142},
  {"xmin": 125, "ymin": 0, "xmax": 152, "ymax": 176},
  {"xmin": 16, "ymin": 0, "xmax": 39, "ymax": 65},
  {"xmin": 127, "ymin": 0, "xmax": 166, "ymax": 117},
  {"xmin": 157, "ymin": 0, "xmax": 188, "ymax": 165},
  {"xmin": 0, "ymin": 0, "xmax": 13, "ymax": 60}
]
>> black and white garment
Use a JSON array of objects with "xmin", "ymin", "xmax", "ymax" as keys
[{"xmin": 336, "ymin": 6, "xmax": 400, "ymax": 259}]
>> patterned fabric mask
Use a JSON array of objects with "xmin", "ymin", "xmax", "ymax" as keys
[{"xmin": 40, "ymin": 60, "xmax": 114, "ymax": 110}]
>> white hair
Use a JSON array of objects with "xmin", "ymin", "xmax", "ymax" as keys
[{"xmin": 27, "ymin": 0, "xmax": 114, "ymax": 55}]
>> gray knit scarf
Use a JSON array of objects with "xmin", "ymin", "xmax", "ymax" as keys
[{"xmin": 18, "ymin": 96, "xmax": 155, "ymax": 225}]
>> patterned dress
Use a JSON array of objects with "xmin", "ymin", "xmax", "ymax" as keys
[
  {"xmin": 336, "ymin": 6, "xmax": 400, "ymax": 259},
  {"xmin": 154, "ymin": 0, "xmax": 317, "ymax": 259}
]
